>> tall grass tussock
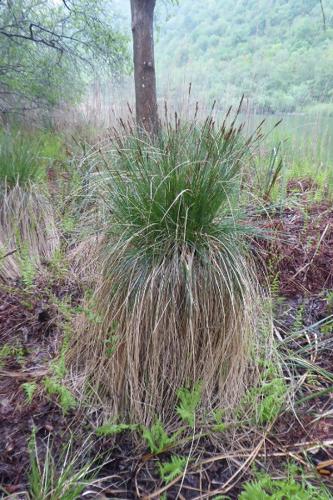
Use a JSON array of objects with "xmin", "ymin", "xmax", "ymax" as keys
[
  {"xmin": 0, "ymin": 131, "xmax": 59, "ymax": 281},
  {"xmin": 71, "ymin": 110, "xmax": 272, "ymax": 425}
]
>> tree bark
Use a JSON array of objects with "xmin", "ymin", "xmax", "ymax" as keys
[{"xmin": 130, "ymin": 0, "xmax": 159, "ymax": 135}]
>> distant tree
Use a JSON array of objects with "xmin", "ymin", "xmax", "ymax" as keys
[
  {"xmin": 0, "ymin": 0, "xmax": 129, "ymax": 115},
  {"xmin": 130, "ymin": 0, "xmax": 158, "ymax": 134}
]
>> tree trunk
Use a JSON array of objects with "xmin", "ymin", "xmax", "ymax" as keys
[{"xmin": 130, "ymin": 0, "xmax": 159, "ymax": 135}]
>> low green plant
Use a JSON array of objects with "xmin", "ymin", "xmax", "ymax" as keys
[
  {"xmin": 176, "ymin": 383, "xmax": 202, "ymax": 428},
  {"xmin": 0, "ymin": 131, "xmax": 45, "ymax": 187},
  {"xmin": 22, "ymin": 382, "xmax": 37, "ymax": 404},
  {"xmin": 44, "ymin": 377, "xmax": 76, "ymax": 415},
  {"xmin": 28, "ymin": 430, "xmax": 97, "ymax": 500},
  {"xmin": 39, "ymin": 294, "xmax": 78, "ymax": 414},
  {"xmin": 260, "ymin": 142, "xmax": 284, "ymax": 202},
  {"xmin": 95, "ymin": 422, "xmax": 139, "ymax": 436},
  {"xmin": 270, "ymin": 270, "xmax": 280, "ymax": 298},
  {"xmin": 240, "ymin": 362, "xmax": 286, "ymax": 425},
  {"xmin": 74, "ymin": 290, "xmax": 103, "ymax": 325},
  {"xmin": 292, "ymin": 304, "xmax": 305, "ymax": 333},
  {"xmin": 325, "ymin": 290, "xmax": 333, "ymax": 313},
  {"xmin": 0, "ymin": 343, "xmax": 25, "ymax": 368},
  {"xmin": 19, "ymin": 243, "xmax": 37, "ymax": 288},
  {"xmin": 48, "ymin": 248, "xmax": 69, "ymax": 280},
  {"xmin": 142, "ymin": 419, "xmax": 175, "ymax": 454},
  {"xmin": 61, "ymin": 214, "xmax": 76, "ymax": 234},
  {"xmin": 212, "ymin": 408, "xmax": 227, "ymax": 432},
  {"xmin": 159, "ymin": 455, "xmax": 187, "ymax": 484},
  {"xmin": 239, "ymin": 468, "xmax": 331, "ymax": 499}
]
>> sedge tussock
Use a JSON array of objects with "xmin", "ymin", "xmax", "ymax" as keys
[
  {"xmin": 0, "ymin": 183, "xmax": 60, "ymax": 282},
  {"xmin": 70, "ymin": 112, "xmax": 273, "ymax": 425}
]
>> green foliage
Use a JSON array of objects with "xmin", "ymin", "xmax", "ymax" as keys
[
  {"xmin": 0, "ymin": 343, "xmax": 25, "ymax": 368},
  {"xmin": 212, "ymin": 408, "xmax": 227, "ymax": 433},
  {"xmin": 51, "ymin": 352, "xmax": 68, "ymax": 381},
  {"xmin": 325, "ymin": 290, "xmax": 333, "ymax": 313},
  {"xmin": 0, "ymin": 0, "xmax": 129, "ymax": 113},
  {"xmin": 19, "ymin": 243, "xmax": 37, "ymax": 288},
  {"xmin": 156, "ymin": 0, "xmax": 333, "ymax": 112},
  {"xmin": 159, "ymin": 455, "xmax": 187, "ymax": 484},
  {"xmin": 48, "ymin": 248, "xmax": 69, "ymax": 280},
  {"xmin": 99, "ymin": 118, "xmax": 257, "ymax": 263},
  {"xmin": 95, "ymin": 422, "xmax": 138, "ymax": 436},
  {"xmin": 269, "ymin": 269, "xmax": 280, "ymax": 298},
  {"xmin": 241, "ymin": 363, "xmax": 286, "ymax": 425},
  {"xmin": 22, "ymin": 382, "xmax": 37, "ymax": 404},
  {"xmin": 320, "ymin": 318, "xmax": 333, "ymax": 336},
  {"xmin": 61, "ymin": 215, "xmax": 76, "ymax": 234},
  {"xmin": 44, "ymin": 378, "xmax": 76, "ymax": 415},
  {"xmin": 28, "ymin": 430, "xmax": 96, "ymax": 500},
  {"xmin": 292, "ymin": 305, "xmax": 305, "ymax": 333},
  {"xmin": 0, "ymin": 131, "xmax": 45, "ymax": 187},
  {"xmin": 258, "ymin": 143, "xmax": 284, "ymax": 201},
  {"xmin": 142, "ymin": 420, "xmax": 175, "ymax": 454},
  {"xmin": 239, "ymin": 469, "xmax": 332, "ymax": 499},
  {"xmin": 40, "ymin": 295, "xmax": 77, "ymax": 414},
  {"xmin": 176, "ymin": 382, "xmax": 202, "ymax": 428},
  {"xmin": 75, "ymin": 301, "xmax": 102, "ymax": 325}
]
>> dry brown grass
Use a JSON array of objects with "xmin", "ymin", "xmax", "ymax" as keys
[
  {"xmin": 74, "ymin": 250, "xmax": 268, "ymax": 425},
  {"xmin": 0, "ymin": 183, "xmax": 60, "ymax": 282}
]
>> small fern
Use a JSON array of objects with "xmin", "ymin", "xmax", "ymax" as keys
[
  {"xmin": 95, "ymin": 422, "xmax": 138, "ymax": 436},
  {"xmin": 159, "ymin": 455, "xmax": 187, "ymax": 484},
  {"xmin": 142, "ymin": 419, "xmax": 174, "ymax": 454},
  {"xmin": 270, "ymin": 270, "xmax": 280, "ymax": 297},
  {"xmin": 22, "ymin": 382, "xmax": 37, "ymax": 403},
  {"xmin": 44, "ymin": 378, "xmax": 76, "ymax": 415},
  {"xmin": 0, "ymin": 343, "xmax": 25, "ymax": 368},
  {"xmin": 19, "ymin": 243, "xmax": 36, "ymax": 288},
  {"xmin": 239, "ymin": 470, "xmax": 332, "ymax": 499},
  {"xmin": 176, "ymin": 382, "xmax": 202, "ymax": 428},
  {"xmin": 51, "ymin": 350, "xmax": 68, "ymax": 380},
  {"xmin": 292, "ymin": 304, "xmax": 305, "ymax": 333},
  {"xmin": 212, "ymin": 408, "xmax": 226, "ymax": 432},
  {"xmin": 240, "ymin": 363, "xmax": 286, "ymax": 425}
]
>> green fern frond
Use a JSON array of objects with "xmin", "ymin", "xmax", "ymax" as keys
[
  {"xmin": 176, "ymin": 382, "xmax": 202, "ymax": 428},
  {"xmin": 239, "ymin": 470, "xmax": 332, "ymax": 499},
  {"xmin": 142, "ymin": 419, "xmax": 174, "ymax": 454},
  {"xmin": 22, "ymin": 382, "xmax": 37, "ymax": 403},
  {"xmin": 159, "ymin": 455, "xmax": 187, "ymax": 484},
  {"xmin": 212, "ymin": 408, "xmax": 226, "ymax": 432},
  {"xmin": 44, "ymin": 378, "xmax": 76, "ymax": 415},
  {"xmin": 95, "ymin": 422, "xmax": 138, "ymax": 436}
]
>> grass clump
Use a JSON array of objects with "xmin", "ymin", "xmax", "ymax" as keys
[
  {"xmin": 0, "ymin": 130, "xmax": 45, "ymax": 187},
  {"xmin": 71, "ymin": 111, "xmax": 272, "ymax": 425},
  {"xmin": 0, "ymin": 130, "xmax": 60, "ymax": 282},
  {"xmin": 28, "ymin": 431, "xmax": 98, "ymax": 500}
]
